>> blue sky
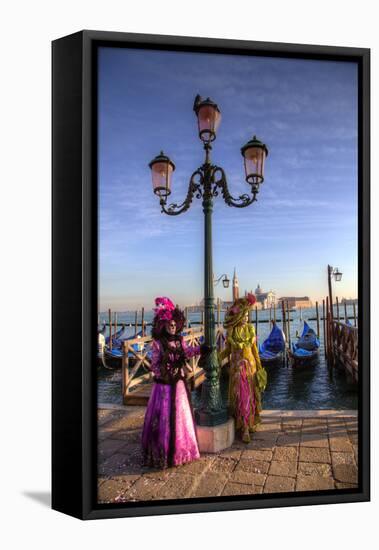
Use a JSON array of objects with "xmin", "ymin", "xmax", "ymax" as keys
[{"xmin": 98, "ymin": 47, "xmax": 358, "ymax": 311}]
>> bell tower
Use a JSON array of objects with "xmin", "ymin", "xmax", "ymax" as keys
[{"xmin": 232, "ymin": 267, "xmax": 239, "ymax": 301}]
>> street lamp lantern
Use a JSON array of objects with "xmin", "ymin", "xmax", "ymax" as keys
[
  {"xmin": 334, "ymin": 268, "xmax": 342, "ymax": 282},
  {"xmin": 241, "ymin": 135, "xmax": 268, "ymax": 186},
  {"xmin": 149, "ymin": 151, "xmax": 175, "ymax": 198},
  {"xmin": 222, "ymin": 275, "xmax": 230, "ymax": 289},
  {"xmin": 193, "ymin": 95, "xmax": 221, "ymax": 143}
]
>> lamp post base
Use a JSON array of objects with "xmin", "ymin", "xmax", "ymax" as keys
[
  {"xmin": 194, "ymin": 407, "xmax": 228, "ymax": 427},
  {"xmin": 196, "ymin": 418, "xmax": 235, "ymax": 453}
]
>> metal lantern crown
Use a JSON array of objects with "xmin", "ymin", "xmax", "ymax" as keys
[
  {"xmin": 149, "ymin": 151, "xmax": 175, "ymax": 198},
  {"xmin": 222, "ymin": 275, "xmax": 230, "ymax": 288},
  {"xmin": 193, "ymin": 95, "xmax": 222, "ymax": 143},
  {"xmin": 241, "ymin": 135, "xmax": 268, "ymax": 186}
]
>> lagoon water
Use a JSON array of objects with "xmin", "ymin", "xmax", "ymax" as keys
[{"xmin": 97, "ymin": 306, "xmax": 358, "ymax": 410}]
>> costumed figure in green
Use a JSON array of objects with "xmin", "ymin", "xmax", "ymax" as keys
[{"xmin": 219, "ymin": 293, "xmax": 267, "ymax": 443}]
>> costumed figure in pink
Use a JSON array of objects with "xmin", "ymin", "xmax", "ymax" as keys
[
  {"xmin": 142, "ymin": 297, "xmax": 205, "ymax": 468},
  {"xmin": 219, "ymin": 293, "xmax": 267, "ymax": 443}
]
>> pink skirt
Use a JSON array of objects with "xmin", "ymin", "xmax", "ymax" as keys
[{"xmin": 142, "ymin": 379, "xmax": 200, "ymax": 468}]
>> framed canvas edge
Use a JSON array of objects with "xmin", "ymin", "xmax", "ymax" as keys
[{"xmin": 52, "ymin": 30, "xmax": 370, "ymax": 520}]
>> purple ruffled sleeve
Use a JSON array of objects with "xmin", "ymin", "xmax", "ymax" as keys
[
  {"xmin": 150, "ymin": 340, "xmax": 162, "ymax": 377},
  {"xmin": 181, "ymin": 337, "xmax": 200, "ymax": 359}
]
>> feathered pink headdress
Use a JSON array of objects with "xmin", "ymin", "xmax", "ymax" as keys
[
  {"xmin": 151, "ymin": 296, "xmax": 186, "ymax": 339},
  {"xmin": 153, "ymin": 296, "xmax": 176, "ymax": 321}
]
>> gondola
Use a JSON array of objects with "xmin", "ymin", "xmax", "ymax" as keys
[
  {"xmin": 288, "ymin": 321, "xmax": 320, "ymax": 367},
  {"xmin": 259, "ymin": 322, "xmax": 286, "ymax": 366},
  {"xmin": 100, "ymin": 329, "xmax": 145, "ymax": 370},
  {"xmin": 105, "ymin": 324, "xmax": 127, "ymax": 346},
  {"xmin": 98, "ymin": 323, "xmax": 106, "ymax": 335}
]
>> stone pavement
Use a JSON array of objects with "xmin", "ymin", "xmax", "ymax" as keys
[{"xmin": 97, "ymin": 407, "xmax": 358, "ymax": 503}]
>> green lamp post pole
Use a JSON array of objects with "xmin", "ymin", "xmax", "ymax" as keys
[{"xmin": 149, "ymin": 95, "xmax": 268, "ymax": 427}]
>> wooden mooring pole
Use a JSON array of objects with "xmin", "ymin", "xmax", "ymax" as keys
[
  {"xmin": 134, "ymin": 310, "xmax": 138, "ymax": 336},
  {"xmin": 255, "ymin": 306, "xmax": 258, "ymax": 338},
  {"xmin": 108, "ymin": 308, "xmax": 112, "ymax": 351},
  {"xmin": 141, "ymin": 307, "xmax": 145, "ymax": 337},
  {"xmin": 286, "ymin": 300, "xmax": 291, "ymax": 347},
  {"xmin": 217, "ymin": 299, "xmax": 221, "ymax": 326},
  {"xmin": 353, "ymin": 302, "xmax": 357, "ymax": 327},
  {"xmin": 336, "ymin": 296, "xmax": 340, "ymax": 322},
  {"xmin": 316, "ymin": 301, "xmax": 320, "ymax": 338},
  {"xmin": 281, "ymin": 300, "xmax": 287, "ymax": 340},
  {"xmin": 344, "ymin": 301, "xmax": 348, "ymax": 323},
  {"xmin": 322, "ymin": 299, "xmax": 327, "ymax": 358}
]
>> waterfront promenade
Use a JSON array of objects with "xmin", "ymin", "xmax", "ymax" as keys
[{"xmin": 97, "ymin": 407, "xmax": 358, "ymax": 503}]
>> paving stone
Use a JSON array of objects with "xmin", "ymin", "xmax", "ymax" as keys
[
  {"xmin": 124, "ymin": 476, "xmax": 167, "ymax": 501},
  {"xmin": 98, "ymin": 453, "xmax": 132, "ymax": 476},
  {"xmin": 246, "ymin": 438, "xmax": 277, "ymax": 451},
  {"xmin": 276, "ymin": 434, "xmax": 300, "ymax": 447},
  {"xmin": 155, "ymin": 475, "xmax": 196, "ymax": 499},
  {"xmin": 190, "ymin": 473, "xmax": 228, "ymax": 498},
  {"xmin": 176, "ymin": 456, "xmax": 215, "ymax": 475},
  {"xmin": 241, "ymin": 449, "xmax": 273, "ymax": 461},
  {"xmin": 348, "ymin": 434, "xmax": 358, "ymax": 446},
  {"xmin": 98, "ymin": 477, "xmax": 139, "ymax": 503},
  {"xmin": 273, "ymin": 446, "xmax": 298, "ymax": 462},
  {"xmin": 329, "ymin": 436, "xmax": 353, "ymax": 452},
  {"xmin": 209, "ymin": 457, "xmax": 237, "ymax": 473},
  {"xmin": 331, "ymin": 452, "xmax": 356, "ymax": 467},
  {"xmin": 222, "ymin": 482, "xmax": 263, "ymax": 496},
  {"xmin": 257, "ymin": 422, "xmax": 282, "ymax": 433},
  {"xmin": 296, "ymin": 475, "xmax": 335, "ymax": 491},
  {"xmin": 235, "ymin": 459, "xmax": 270, "ymax": 475},
  {"xmin": 264, "ymin": 475, "xmax": 295, "ymax": 493},
  {"xmin": 109, "ymin": 429, "xmax": 141, "ymax": 443},
  {"xmin": 269, "ymin": 461, "xmax": 297, "ymax": 477},
  {"xmin": 253, "ymin": 431, "xmax": 279, "ymax": 442},
  {"xmin": 300, "ymin": 434, "xmax": 329, "ymax": 448},
  {"xmin": 333, "ymin": 464, "xmax": 358, "ymax": 484},
  {"xmin": 298, "ymin": 462, "xmax": 332, "ymax": 477},
  {"xmin": 282, "ymin": 419, "xmax": 303, "ymax": 429},
  {"xmin": 303, "ymin": 418, "xmax": 327, "ymax": 427},
  {"xmin": 299, "ymin": 447, "xmax": 331, "ymax": 464},
  {"xmin": 352, "ymin": 444, "xmax": 359, "ymax": 464},
  {"xmin": 230, "ymin": 470, "xmax": 266, "ymax": 486},
  {"xmin": 219, "ymin": 447, "xmax": 243, "ymax": 460},
  {"xmin": 141, "ymin": 468, "xmax": 173, "ymax": 481},
  {"xmin": 98, "ymin": 438, "xmax": 129, "ymax": 460},
  {"xmin": 302, "ymin": 425, "xmax": 328, "ymax": 434}
]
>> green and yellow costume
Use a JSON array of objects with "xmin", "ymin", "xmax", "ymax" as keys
[{"xmin": 219, "ymin": 294, "xmax": 267, "ymax": 442}]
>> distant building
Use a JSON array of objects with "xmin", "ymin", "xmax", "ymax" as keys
[
  {"xmin": 253, "ymin": 283, "xmax": 277, "ymax": 310},
  {"xmin": 341, "ymin": 298, "xmax": 358, "ymax": 305},
  {"xmin": 278, "ymin": 296, "xmax": 312, "ymax": 309}
]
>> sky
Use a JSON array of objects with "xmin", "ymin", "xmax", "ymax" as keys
[{"xmin": 98, "ymin": 47, "xmax": 358, "ymax": 311}]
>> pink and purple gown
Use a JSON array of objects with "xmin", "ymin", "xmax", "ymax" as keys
[{"xmin": 142, "ymin": 337, "xmax": 200, "ymax": 468}]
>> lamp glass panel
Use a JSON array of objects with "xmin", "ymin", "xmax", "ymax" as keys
[
  {"xmin": 243, "ymin": 146, "xmax": 265, "ymax": 184},
  {"xmin": 197, "ymin": 105, "xmax": 221, "ymax": 141},
  {"xmin": 151, "ymin": 162, "xmax": 173, "ymax": 197}
]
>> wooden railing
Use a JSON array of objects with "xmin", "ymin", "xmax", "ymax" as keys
[
  {"xmin": 331, "ymin": 320, "xmax": 358, "ymax": 381},
  {"xmin": 121, "ymin": 326, "xmax": 227, "ymax": 404}
]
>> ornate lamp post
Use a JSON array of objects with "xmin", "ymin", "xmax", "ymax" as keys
[{"xmin": 149, "ymin": 95, "xmax": 268, "ymax": 427}]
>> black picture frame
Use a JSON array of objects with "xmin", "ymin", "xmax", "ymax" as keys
[{"xmin": 52, "ymin": 30, "xmax": 370, "ymax": 520}]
